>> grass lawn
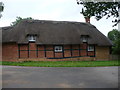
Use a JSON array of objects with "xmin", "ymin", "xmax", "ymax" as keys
[{"xmin": 0, "ymin": 60, "xmax": 120, "ymax": 67}]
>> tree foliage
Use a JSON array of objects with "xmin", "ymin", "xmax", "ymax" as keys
[
  {"xmin": 11, "ymin": 16, "xmax": 33, "ymax": 26},
  {"xmin": 108, "ymin": 29, "xmax": 120, "ymax": 55},
  {"xmin": 0, "ymin": 2, "xmax": 4, "ymax": 12},
  {"xmin": 77, "ymin": 0, "xmax": 119, "ymax": 26},
  {"xmin": 108, "ymin": 29, "xmax": 120, "ymax": 41},
  {"xmin": 0, "ymin": 2, "xmax": 4, "ymax": 18}
]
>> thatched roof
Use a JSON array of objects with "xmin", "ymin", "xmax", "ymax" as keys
[{"xmin": 2, "ymin": 20, "xmax": 112, "ymax": 46}]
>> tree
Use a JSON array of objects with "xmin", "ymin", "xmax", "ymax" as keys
[
  {"xmin": 112, "ymin": 39, "xmax": 120, "ymax": 55},
  {"xmin": 108, "ymin": 29, "xmax": 120, "ymax": 41},
  {"xmin": 0, "ymin": 2, "xmax": 4, "ymax": 18},
  {"xmin": 11, "ymin": 16, "xmax": 33, "ymax": 26},
  {"xmin": 77, "ymin": 0, "xmax": 119, "ymax": 26},
  {"xmin": 107, "ymin": 29, "xmax": 120, "ymax": 55}
]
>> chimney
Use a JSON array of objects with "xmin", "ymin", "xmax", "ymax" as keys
[{"xmin": 85, "ymin": 17, "xmax": 90, "ymax": 23}]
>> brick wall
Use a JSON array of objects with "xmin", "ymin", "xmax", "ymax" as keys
[
  {"xmin": 17, "ymin": 57, "xmax": 96, "ymax": 62},
  {"xmin": 2, "ymin": 42, "xmax": 110, "ymax": 61},
  {"xmin": 2, "ymin": 43, "xmax": 18, "ymax": 61},
  {"xmin": 29, "ymin": 43, "xmax": 37, "ymax": 58},
  {"xmin": 46, "ymin": 45, "xmax": 54, "ymax": 58},
  {"xmin": 19, "ymin": 44, "xmax": 28, "ymax": 58},
  {"xmin": 55, "ymin": 53, "xmax": 63, "ymax": 58},
  {"xmin": 64, "ymin": 45, "xmax": 71, "ymax": 57},
  {"xmin": 38, "ymin": 45, "xmax": 45, "ymax": 58},
  {"xmin": 95, "ymin": 46, "xmax": 110, "ymax": 61}
]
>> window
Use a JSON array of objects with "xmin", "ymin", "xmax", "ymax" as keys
[
  {"xmin": 28, "ymin": 35, "xmax": 36, "ymax": 42},
  {"xmin": 54, "ymin": 46, "xmax": 63, "ymax": 52},
  {"xmin": 81, "ymin": 35, "xmax": 88, "ymax": 42},
  {"xmin": 82, "ymin": 36, "xmax": 87, "ymax": 42},
  {"xmin": 88, "ymin": 45, "xmax": 94, "ymax": 51}
]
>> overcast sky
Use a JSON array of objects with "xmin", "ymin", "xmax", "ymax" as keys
[{"xmin": 0, "ymin": 0, "xmax": 118, "ymax": 36}]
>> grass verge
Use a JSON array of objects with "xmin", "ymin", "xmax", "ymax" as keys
[{"xmin": 0, "ymin": 60, "xmax": 120, "ymax": 67}]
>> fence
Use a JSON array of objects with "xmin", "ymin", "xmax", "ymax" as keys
[{"xmin": 110, "ymin": 54, "xmax": 120, "ymax": 60}]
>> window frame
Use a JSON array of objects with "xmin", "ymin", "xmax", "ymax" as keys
[
  {"xmin": 88, "ymin": 45, "xmax": 94, "ymax": 51},
  {"xmin": 81, "ymin": 35, "xmax": 88, "ymax": 43},
  {"xmin": 82, "ymin": 36, "xmax": 87, "ymax": 42},
  {"xmin": 28, "ymin": 35, "xmax": 36, "ymax": 42},
  {"xmin": 54, "ymin": 46, "xmax": 63, "ymax": 52}
]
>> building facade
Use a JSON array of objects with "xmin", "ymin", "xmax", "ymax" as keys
[{"xmin": 2, "ymin": 20, "xmax": 112, "ymax": 61}]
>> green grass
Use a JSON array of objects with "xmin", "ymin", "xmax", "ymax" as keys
[{"xmin": 0, "ymin": 60, "xmax": 120, "ymax": 67}]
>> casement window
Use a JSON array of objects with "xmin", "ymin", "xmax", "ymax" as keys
[
  {"xmin": 81, "ymin": 35, "xmax": 88, "ymax": 42},
  {"xmin": 54, "ymin": 46, "xmax": 63, "ymax": 52},
  {"xmin": 88, "ymin": 45, "xmax": 94, "ymax": 51},
  {"xmin": 28, "ymin": 35, "xmax": 36, "ymax": 42}
]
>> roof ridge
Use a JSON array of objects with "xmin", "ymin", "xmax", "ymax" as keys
[{"xmin": 19, "ymin": 19, "xmax": 96, "ymax": 28}]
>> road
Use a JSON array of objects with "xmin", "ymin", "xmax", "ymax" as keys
[{"xmin": 1, "ymin": 65, "xmax": 118, "ymax": 88}]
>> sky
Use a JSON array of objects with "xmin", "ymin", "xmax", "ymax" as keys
[{"xmin": 0, "ymin": 0, "xmax": 118, "ymax": 36}]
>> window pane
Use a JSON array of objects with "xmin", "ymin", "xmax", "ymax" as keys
[
  {"xmin": 55, "ymin": 46, "xmax": 62, "ymax": 52},
  {"xmin": 32, "ymin": 36, "xmax": 35, "ymax": 40},
  {"xmin": 81, "ymin": 36, "xmax": 88, "ymax": 42},
  {"xmin": 28, "ymin": 35, "xmax": 36, "ymax": 42},
  {"xmin": 56, "ymin": 47, "xmax": 58, "ymax": 50},
  {"xmin": 88, "ymin": 45, "xmax": 94, "ymax": 51}
]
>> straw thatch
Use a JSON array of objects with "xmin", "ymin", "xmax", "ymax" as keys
[{"xmin": 2, "ymin": 20, "xmax": 112, "ymax": 46}]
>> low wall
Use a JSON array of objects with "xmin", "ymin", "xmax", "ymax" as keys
[{"xmin": 3, "ymin": 57, "xmax": 96, "ymax": 62}]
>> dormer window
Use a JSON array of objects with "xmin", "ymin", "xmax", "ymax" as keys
[
  {"xmin": 81, "ymin": 35, "xmax": 88, "ymax": 42},
  {"xmin": 28, "ymin": 35, "xmax": 36, "ymax": 42}
]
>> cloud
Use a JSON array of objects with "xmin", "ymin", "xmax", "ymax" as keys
[
  {"xmin": 1, "ymin": 0, "xmax": 83, "ymax": 24},
  {"xmin": 0, "ymin": 0, "xmax": 118, "ymax": 36}
]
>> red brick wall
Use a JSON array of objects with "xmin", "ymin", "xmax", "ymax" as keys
[
  {"xmin": 55, "ymin": 53, "xmax": 63, "ymax": 58},
  {"xmin": 46, "ymin": 45, "xmax": 54, "ymax": 58},
  {"xmin": 80, "ymin": 43, "xmax": 87, "ymax": 49},
  {"xmin": 2, "ymin": 43, "xmax": 18, "ymax": 60},
  {"xmin": 20, "ymin": 44, "xmax": 28, "ymax": 50},
  {"xmin": 64, "ymin": 50, "xmax": 71, "ymax": 57},
  {"xmin": 96, "ymin": 46, "xmax": 110, "ymax": 60},
  {"xmin": 19, "ymin": 44, "xmax": 94, "ymax": 58},
  {"xmin": 2, "ymin": 43, "xmax": 98, "ymax": 61},
  {"xmin": 19, "ymin": 44, "xmax": 28, "ymax": 58},
  {"xmin": 38, "ymin": 45, "xmax": 44, "ymax": 50},
  {"xmin": 80, "ymin": 43, "xmax": 87, "ymax": 56},
  {"xmin": 72, "ymin": 45, "xmax": 79, "ymax": 49},
  {"xmin": 64, "ymin": 45, "xmax": 71, "ymax": 57},
  {"xmin": 29, "ymin": 43, "xmax": 37, "ymax": 58},
  {"xmin": 71, "ymin": 45, "xmax": 80, "ymax": 57},
  {"xmin": 38, "ymin": 51, "xmax": 45, "ymax": 58},
  {"xmin": 88, "ymin": 51, "xmax": 94, "ymax": 56},
  {"xmin": 72, "ymin": 50, "xmax": 79, "ymax": 57},
  {"xmin": 80, "ymin": 50, "xmax": 87, "ymax": 56},
  {"xmin": 46, "ymin": 45, "xmax": 53, "ymax": 50},
  {"xmin": 46, "ymin": 51, "xmax": 54, "ymax": 58},
  {"xmin": 20, "ymin": 51, "xmax": 28, "ymax": 58},
  {"xmin": 38, "ymin": 45, "xmax": 45, "ymax": 58}
]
